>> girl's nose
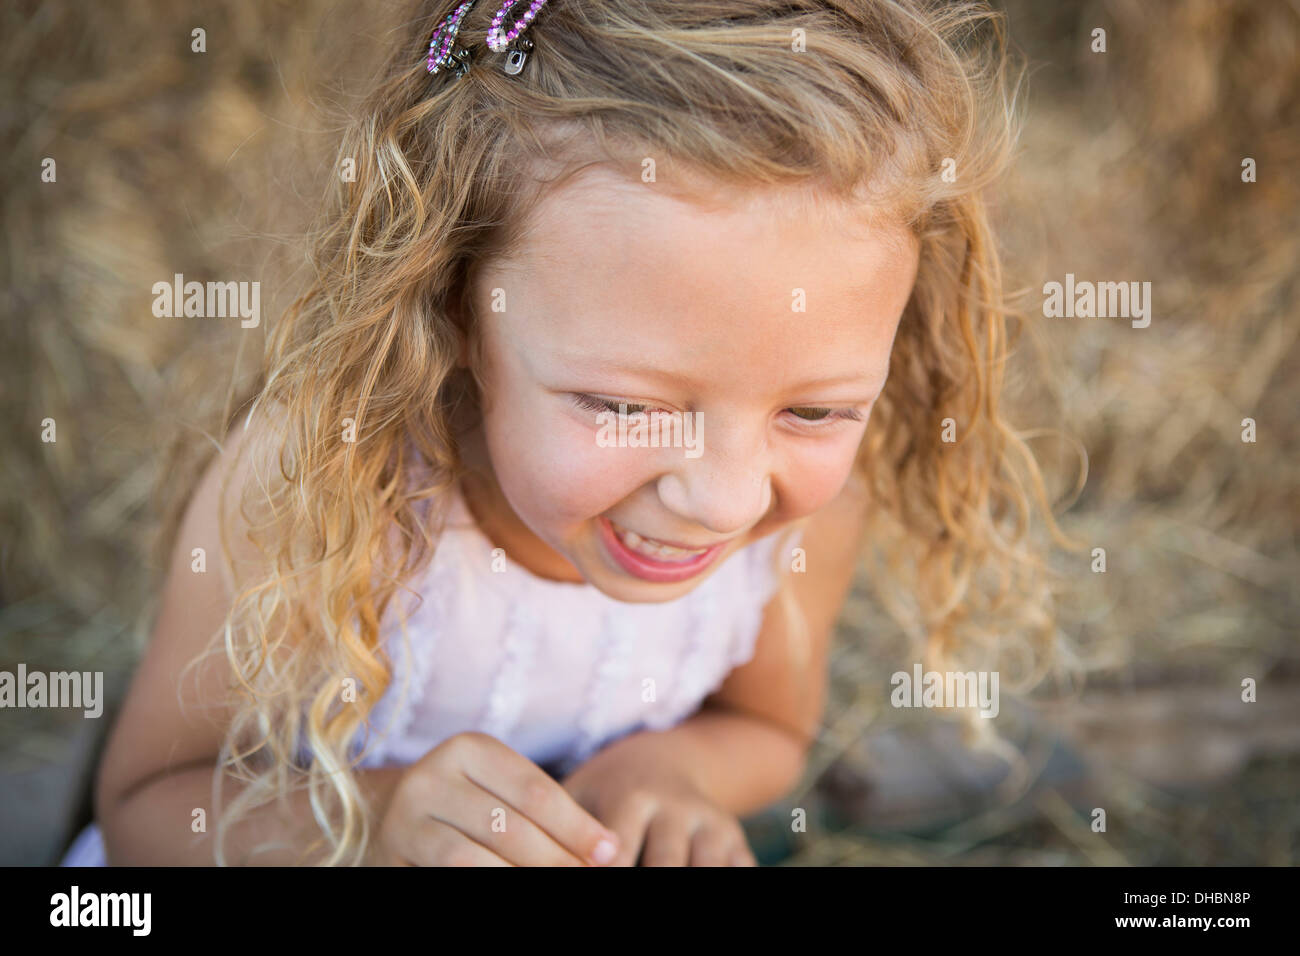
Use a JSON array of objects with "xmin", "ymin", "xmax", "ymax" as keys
[{"xmin": 656, "ymin": 448, "xmax": 773, "ymax": 538}]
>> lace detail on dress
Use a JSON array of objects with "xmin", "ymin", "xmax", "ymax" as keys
[
  {"xmin": 567, "ymin": 601, "xmax": 638, "ymax": 768},
  {"xmin": 637, "ymin": 601, "xmax": 710, "ymax": 735},
  {"xmin": 477, "ymin": 599, "xmax": 534, "ymax": 742},
  {"xmin": 671, "ymin": 584, "xmax": 725, "ymax": 715}
]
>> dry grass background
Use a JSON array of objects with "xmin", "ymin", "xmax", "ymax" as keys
[{"xmin": 1, "ymin": 0, "xmax": 1297, "ymax": 865}]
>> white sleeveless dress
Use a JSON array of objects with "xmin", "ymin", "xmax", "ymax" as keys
[{"xmin": 61, "ymin": 485, "xmax": 792, "ymax": 865}]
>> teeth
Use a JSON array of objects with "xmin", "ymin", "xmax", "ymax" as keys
[{"xmin": 614, "ymin": 525, "xmax": 708, "ymax": 563}]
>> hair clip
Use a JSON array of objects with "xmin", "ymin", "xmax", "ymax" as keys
[
  {"xmin": 425, "ymin": 0, "xmax": 554, "ymax": 81},
  {"xmin": 486, "ymin": 0, "xmax": 552, "ymax": 75},
  {"xmin": 426, "ymin": 1, "xmax": 477, "ymax": 78}
]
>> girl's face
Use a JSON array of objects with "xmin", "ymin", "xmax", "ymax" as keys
[{"xmin": 459, "ymin": 166, "xmax": 920, "ymax": 604}]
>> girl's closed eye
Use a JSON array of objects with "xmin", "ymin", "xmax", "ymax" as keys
[
  {"xmin": 783, "ymin": 406, "xmax": 864, "ymax": 427},
  {"xmin": 572, "ymin": 393, "xmax": 865, "ymax": 427},
  {"xmin": 571, "ymin": 393, "xmax": 663, "ymax": 416}
]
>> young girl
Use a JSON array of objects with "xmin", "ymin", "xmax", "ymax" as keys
[{"xmin": 62, "ymin": 0, "xmax": 1050, "ymax": 866}]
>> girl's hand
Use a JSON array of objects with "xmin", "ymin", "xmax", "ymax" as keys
[
  {"xmin": 369, "ymin": 731, "xmax": 621, "ymax": 866},
  {"xmin": 561, "ymin": 735, "xmax": 759, "ymax": 867}
]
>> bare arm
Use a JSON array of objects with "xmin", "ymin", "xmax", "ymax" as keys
[
  {"xmin": 105, "ymin": 762, "xmax": 406, "ymax": 866},
  {"xmin": 95, "ymin": 412, "xmax": 397, "ymax": 865}
]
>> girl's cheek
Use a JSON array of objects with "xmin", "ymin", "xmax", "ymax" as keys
[
  {"xmin": 535, "ymin": 442, "xmax": 628, "ymax": 517},
  {"xmin": 775, "ymin": 436, "xmax": 863, "ymax": 518},
  {"xmin": 496, "ymin": 408, "xmax": 648, "ymax": 521}
]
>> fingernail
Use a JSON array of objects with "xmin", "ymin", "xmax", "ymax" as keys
[{"xmin": 591, "ymin": 837, "xmax": 618, "ymax": 865}]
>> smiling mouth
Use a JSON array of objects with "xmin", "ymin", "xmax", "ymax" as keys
[
  {"xmin": 598, "ymin": 518, "xmax": 728, "ymax": 583},
  {"xmin": 612, "ymin": 524, "xmax": 711, "ymax": 561}
]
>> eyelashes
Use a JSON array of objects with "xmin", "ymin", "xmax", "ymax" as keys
[
  {"xmin": 571, "ymin": 394, "xmax": 654, "ymax": 416},
  {"xmin": 569, "ymin": 393, "xmax": 863, "ymax": 426},
  {"xmin": 787, "ymin": 406, "xmax": 864, "ymax": 424}
]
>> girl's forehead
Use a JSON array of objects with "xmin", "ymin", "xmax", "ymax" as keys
[
  {"xmin": 606, "ymin": 163, "xmax": 893, "ymax": 225},
  {"xmin": 476, "ymin": 168, "xmax": 915, "ymax": 394},
  {"xmin": 487, "ymin": 163, "xmax": 916, "ymax": 290}
]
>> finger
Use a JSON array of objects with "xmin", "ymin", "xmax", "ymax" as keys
[
  {"xmin": 430, "ymin": 771, "xmax": 591, "ymax": 866},
  {"xmin": 453, "ymin": 733, "xmax": 621, "ymax": 865},
  {"xmin": 640, "ymin": 811, "xmax": 695, "ymax": 867},
  {"xmin": 688, "ymin": 824, "xmax": 736, "ymax": 867},
  {"xmin": 407, "ymin": 817, "xmax": 513, "ymax": 867},
  {"xmin": 598, "ymin": 792, "xmax": 659, "ymax": 867},
  {"xmin": 729, "ymin": 843, "xmax": 759, "ymax": 866}
]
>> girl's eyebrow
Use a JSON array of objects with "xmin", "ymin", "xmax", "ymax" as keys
[
  {"xmin": 553, "ymin": 353, "xmax": 681, "ymax": 382},
  {"xmin": 787, "ymin": 371, "xmax": 889, "ymax": 392},
  {"xmin": 554, "ymin": 351, "xmax": 886, "ymax": 397}
]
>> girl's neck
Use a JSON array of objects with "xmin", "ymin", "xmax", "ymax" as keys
[{"xmin": 455, "ymin": 423, "xmax": 587, "ymax": 585}]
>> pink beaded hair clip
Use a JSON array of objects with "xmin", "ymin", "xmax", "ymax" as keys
[{"xmin": 426, "ymin": 0, "xmax": 553, "ymax": 80}]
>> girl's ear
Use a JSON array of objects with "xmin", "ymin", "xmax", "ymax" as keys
[
  {"xmin": 445, "ymin": 292, "xmax": 472, "ymax": 370},
  {"xmin": 448, "ymin": 266, "xmax": 484, "ymax": 371}
]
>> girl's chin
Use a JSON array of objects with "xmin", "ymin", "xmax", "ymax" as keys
[{"xmin": 584, "ymin": 567, "xmax": 713, "ymax": 604}]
